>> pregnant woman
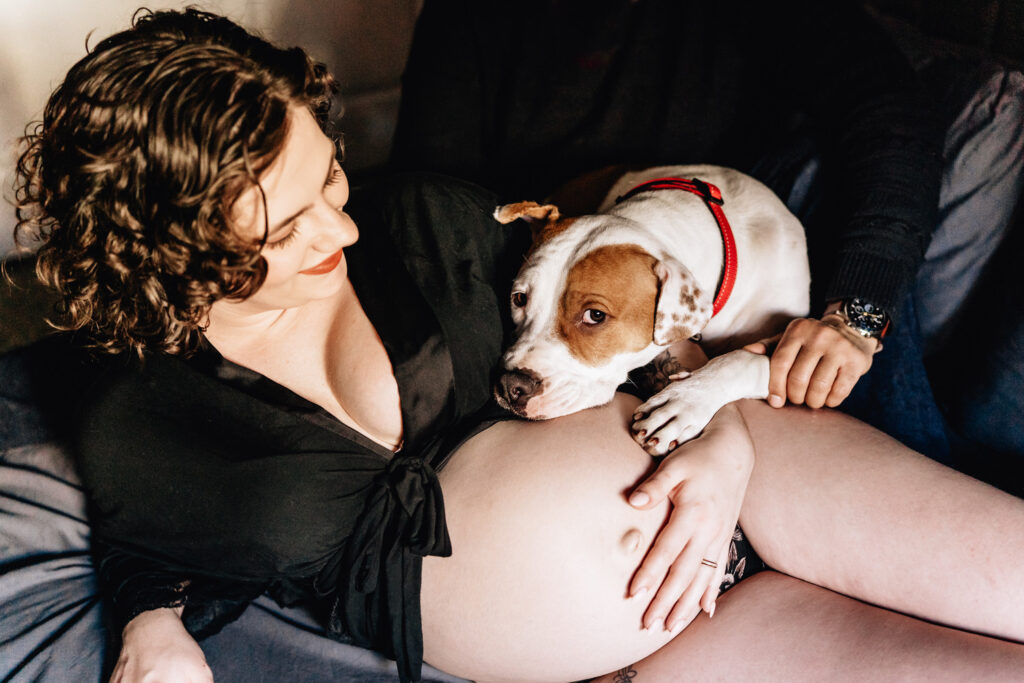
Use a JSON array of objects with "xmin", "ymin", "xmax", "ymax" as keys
[{"xmin": 14, "ymin": 9, "xmax": 1024, "ymax": 682}]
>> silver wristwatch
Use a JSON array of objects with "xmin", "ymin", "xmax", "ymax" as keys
[{"xmin": 835, "ymin": 297, "xmax": 891, "ymax": 340}]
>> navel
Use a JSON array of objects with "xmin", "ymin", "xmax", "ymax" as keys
[{"xmin": 620, "ymin": 527, "xmax": 645, "ymax": 554}]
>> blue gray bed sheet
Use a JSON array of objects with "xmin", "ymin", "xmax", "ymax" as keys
[{"xmin": 0, "ymin": 345, "xmax": 465, "ymax": 682}]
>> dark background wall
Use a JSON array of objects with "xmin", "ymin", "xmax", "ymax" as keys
[
  {"xmin": 2, "ymin": 1, "xmax": 1022, "ymax": 353},
  {"xmin": 869, "ymin": 0, "xmax": 1024, "ymax": 64}
]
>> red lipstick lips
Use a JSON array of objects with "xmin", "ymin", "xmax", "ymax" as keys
[{"xmin": 299, "ymin": 249, "xmax": 345, "ymax": 275}]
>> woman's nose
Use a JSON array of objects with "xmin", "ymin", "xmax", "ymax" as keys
[{"xmin": 312, "ymin": 204, "xmax": 358, "ymax": 250}]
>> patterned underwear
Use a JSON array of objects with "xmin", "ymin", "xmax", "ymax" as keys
[{"xmin": 720, "ymin": 524, "xmax": 767, "ymax": 595}]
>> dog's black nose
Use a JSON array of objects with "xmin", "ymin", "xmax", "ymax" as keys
[{"xmin": 496, "ymin": 369, "xmax": 541, "ymax": 411}]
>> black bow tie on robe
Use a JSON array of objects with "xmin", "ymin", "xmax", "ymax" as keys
[{"xmin": 317, "ymin": 455, "xmax": 452, "ymax": 683}]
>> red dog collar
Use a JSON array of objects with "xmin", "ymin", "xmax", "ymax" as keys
[{"xmin": 616, "ymin": 177, "xmax": 737, "ymax": 317}]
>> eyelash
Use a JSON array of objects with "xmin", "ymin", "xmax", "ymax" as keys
[
  {"xmin": 325, "ymin": 166, "xmax": 344, "ymax": 186},
  {"xmin": 266, "ymin": 165, "xmax": 343, "ymax": 250},
  {"xmin": 266, "ymin": 226, "xmax": 300, "ymax": 250}
]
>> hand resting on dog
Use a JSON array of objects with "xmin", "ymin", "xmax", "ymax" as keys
[{"xmin": 744, "ymin": 302, "xmax": 879, "ymax": 410}]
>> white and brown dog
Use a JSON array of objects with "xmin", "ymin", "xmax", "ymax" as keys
[{"xmin": 493, "ymin": 164, "xmax": 810, "ymax": 455}]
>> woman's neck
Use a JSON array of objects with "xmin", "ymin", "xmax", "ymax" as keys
[
  {"xmin": 204, "ymin": 301, "xmax": 304, "ymax": 359},
  {"xmin": 203, "ymin": 282, "xmax": 405, "ymax": 452}
]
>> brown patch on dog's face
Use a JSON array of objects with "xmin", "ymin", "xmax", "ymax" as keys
[{"xmin": 557, "ymin": 244, "xmax": 658, "ymax": 366}]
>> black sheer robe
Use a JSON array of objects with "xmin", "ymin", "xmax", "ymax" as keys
[{"xmin": 71, "ymin": 176, "xmax": 529, "ymax": 682}]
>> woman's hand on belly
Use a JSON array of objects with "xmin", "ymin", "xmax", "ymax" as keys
[
  {"xmin": 626, "ymin": 402, "xmax": 755, "ymax": 631},
  {"xmin": 422, "ymin": 394, "xmax": 681, "ymax": 682}
]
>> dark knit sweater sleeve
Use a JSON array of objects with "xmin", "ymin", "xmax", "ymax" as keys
[{"xmin": 764, "ymin": 1, "xmax": 944, "ymax": 320}]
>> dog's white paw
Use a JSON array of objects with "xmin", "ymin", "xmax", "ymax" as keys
[
  {"xmin": 630, "ymin": 351, "xmax": 771, "ymax": 456},
  {"xmin": 631, "ymin": 380, "xmax": 721, "ymax": 456}
]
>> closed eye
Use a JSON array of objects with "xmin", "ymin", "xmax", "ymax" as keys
[
  {"xmin": 267, "ymin": 163, "xmax": 344, "ymax": 249},
  {"xmin": 267, "ymin": 225, "xmax": 301, "ymax": 250},
  {"xmin": 325, "ymin": 166, "xmax": 344, "ymax": 187}
]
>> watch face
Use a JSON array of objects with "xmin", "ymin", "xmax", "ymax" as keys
[{"xmin": 845, "ymin": 298, "xmax": 889, "ymax": 337}]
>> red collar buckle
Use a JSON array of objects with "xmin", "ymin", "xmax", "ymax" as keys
[
  {"xmin": 689, "ymin": 177, "xmax": 723, "ymax": 204},
  {"xmin": 615, "ymin": 176, "xmax": 737, "ymax": 317}
]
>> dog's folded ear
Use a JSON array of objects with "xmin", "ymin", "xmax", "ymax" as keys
[
  {"xmin": 652, "ymin": 256, "xmax": 713, "ymax": 345},
  {"xmin": 494, "ymin": 201, "xmax": 577, "ymax": 249},
  {"xmin": 494, "ymin": 201, "xmax": 561, "ymax": 225}
]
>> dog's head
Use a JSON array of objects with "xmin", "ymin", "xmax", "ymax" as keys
[{"xmin": 493, "ymin": 201, "xmax": 713, "ymax": 419}]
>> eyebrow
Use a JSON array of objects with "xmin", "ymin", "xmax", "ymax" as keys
[{"xmin": 266, "ymin": 143, "xmax": 338, "ymax": 238}]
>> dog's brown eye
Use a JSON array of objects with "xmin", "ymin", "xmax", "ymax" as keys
[
  {"xmin": 582, "ymin": 309, "xmax": 607, "ymax": 325},
  {"xmin": 512, "ymin": 291, "xmax": 528, "ymax": 308}
]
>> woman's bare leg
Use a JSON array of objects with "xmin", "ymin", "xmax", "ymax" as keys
[
  {"xmin": 737, "ymin": 400, "xmax": 1024, "ymax": 641},
  {"xmin": 422, "ymin": 395, "xmax": 1024, "ymax": 681},
  {"xmin": 595, "ymin": 571, "xmax": 1024, "ymax": 682}
]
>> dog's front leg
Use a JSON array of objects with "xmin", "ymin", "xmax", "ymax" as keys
[{"xmin": 632, "ymin": 350, "xmax": 770, "ymax": 456}]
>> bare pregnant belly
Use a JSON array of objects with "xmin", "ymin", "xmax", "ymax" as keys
[{"xmin": 421, "ymin": 394, "xmax": 685, "ymax": 682}]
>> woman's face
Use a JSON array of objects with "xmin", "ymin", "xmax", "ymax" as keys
[{"xmin": 228, "ymin": 106, "xmax": 358, "ymax": 312}]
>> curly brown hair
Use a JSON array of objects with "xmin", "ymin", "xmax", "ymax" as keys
[{"xmin": 14, "ymin": 8, "xmax": 337, "ymax": 356}]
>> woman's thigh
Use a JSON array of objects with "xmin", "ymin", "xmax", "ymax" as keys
[
  {"xmin": 736, "ymin": 399, "xmax": 1024, "ymax": 641},
  {"xmin": 595, "ymin": 570, "xmax": 1024, "ymax": 682},
  {"xmin": 421, "ymin": 393, "xmax": 681, "ymax": 682},
  {"xmin": 422, "ymin": 395, "xmax": 1024, "ymax": 681}
]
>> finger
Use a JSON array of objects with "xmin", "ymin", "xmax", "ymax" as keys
[
  {"xmin": 825, "ymin": 364, "xmax": 861, "ymax": 407},
  {"xmin": 629, "ymin": 503, "xmax": 698, "ymax": 598},
  {"xmin": 768, "ymin": 333, "xmax": 802, "ymax": 407},
  {"xmin": 638, "ymin": 503, "xmax": 717, "ymax": 624},
  {"xmin": 744, "ymin": 332, "xmax": 783, "ymax": 356},
  {"xmin": 628, "ymin": 455, "xmax": 688, "ymax": 509},
  {"xmin": 669, "ymin": 525, "xmax": 731, "ymax": 629},
  {"xmin": 642, "ymin": 545, "xmax": 700, "ymax": 629},
  {"xmin": 742, "ymin": 341, "xmax": 767, "ymax": 355},
  {"xmin": 641, "ymin": 526, "xmax": 714, "ymax": 630},
  {"xmin": 666, "ymin": 548, "xmax": 721, "ymax": 632},
  {"xmin": 804, "ymin": 353, "xmax": 842, "ymax": 409},
  {"xmin": 785, "ymin": 345, "xmax": 825, "ymax": 406},
  {"xmin": 699, "ymin": 533, "xmax": 732, "ymax": 616}
]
